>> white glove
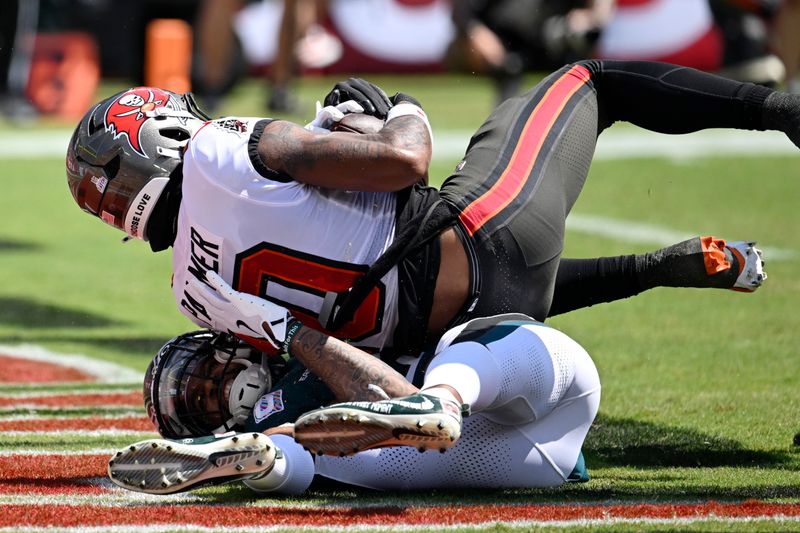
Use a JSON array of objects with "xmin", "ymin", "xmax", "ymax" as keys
[
  {"xmin": 303, "ymin": 100, "xmax": 365, "ymax": 133},
  {"xmin": 187, "ymin": 271, "xmax": 295, "ymax": 350}
]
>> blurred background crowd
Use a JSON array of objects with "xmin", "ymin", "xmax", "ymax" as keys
[{"xmin": 1, "ymin": 0, "xmax": 798, "ymax": 122}]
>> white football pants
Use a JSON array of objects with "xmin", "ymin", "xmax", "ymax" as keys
[{"xmin": 313, "ymin": 323, "xmax": 601, "ymax": 490}]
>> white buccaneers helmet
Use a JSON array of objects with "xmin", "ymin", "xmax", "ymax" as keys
[
  {"xmin": 144, "ymin": 330, "xmax": 275, "ymax": 439},
  {"xmin": 66, "ymin": 87, "xmax": 209, "ymax": 251}
]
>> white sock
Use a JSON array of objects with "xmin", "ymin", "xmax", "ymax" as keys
[{"xmin": 243, "ymin": 434, "xmax": 315, "ymax": 495}]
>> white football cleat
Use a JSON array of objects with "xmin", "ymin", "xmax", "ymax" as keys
[
  {"xmin": 108, "ymin": 432, "xmax": 276, "ymax": 495},
  {"xmin": 294, "ymin": 392, "xmax": 466, "ymax": 457},
  {"xmin": 726, "ymin": 241, "xmax": 767, "ymax": 292}
]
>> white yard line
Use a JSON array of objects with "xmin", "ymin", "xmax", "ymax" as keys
[
  {"xmin": 0, "ymin": 413, "xmax": 142, "ymax": 422},
  {"xmin": 437, "ymin": 128, "xmax": 799, "ymax": 161},
  {"xmin": 0, "ymin": 386, "xmax": 141, "ymax": 394},
  {"xmin": 3, "ymin": 127, "xmax": 798, "ymax": 160},
  {"xmin": 0, "ymin": 448, "xmax": 117, "ymax": 456},
  {"xmin": 436, "ymin": 128, "xmax": 800, "ymax": 161},
  {"xmin": 0, "ymin": 406, "xmax": 141, "ymax": 415},
  {"xmin": 591, "ymin": 128, "xmax": 798, "ymax": 160},
  {"xmin": 566, "ymin": 213, "xmax": 797, "ymax": 261},
  {"xmin": 0, "ymin": 430, "xmax": 154, "ymax": 438}
]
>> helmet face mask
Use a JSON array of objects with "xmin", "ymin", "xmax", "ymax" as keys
[
  {"xmin": 66, "ymin": 87, "xmax": 205, "ymax": 243},
  {"xmin": 144, "ymin": 331, "xmax": 273, "ymax": 439}
]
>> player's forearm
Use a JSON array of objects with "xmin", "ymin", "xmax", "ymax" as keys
[
  {"xmin": 258, "ymin": 120, "xmax": 430, "ymax": 191},
  {"xmin": 286, "ymin": 323, "xmax": 418, "ymax": 402}
]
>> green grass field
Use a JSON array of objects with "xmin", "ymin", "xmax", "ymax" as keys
[{"xmin": 1, "ymin": 75, "xmax": 799, "ymax": 530}]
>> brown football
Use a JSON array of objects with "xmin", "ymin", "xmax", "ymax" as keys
[{"xmin": 331, "ymin": 113, "xmax": 384, "ymax": 134}]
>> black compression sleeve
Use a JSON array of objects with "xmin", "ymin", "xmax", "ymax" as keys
[{"xmin": 578, "ymin": 60, "xmax": 774, "ymax": 134}]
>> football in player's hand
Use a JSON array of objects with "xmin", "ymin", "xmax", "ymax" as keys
[{"xmin": 331, "ymin": 113, "xmax": 384, "ymax": 134}]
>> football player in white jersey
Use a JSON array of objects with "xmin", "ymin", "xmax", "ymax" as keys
[
  {"xmin": 66, "ymin": 62, "xmax": 785, "ymax": 359},
  {"xmin": 109, "ymin": 274, "xmax": 600, "ymax": 495}
]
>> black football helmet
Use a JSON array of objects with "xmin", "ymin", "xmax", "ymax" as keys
[
  {"xmin": 144, "ymin": 330, "xmax": 277, "ymax": 439},
  {"xmin": 66, "ymin": 87, "xmax": 209, "ymax": 250}
]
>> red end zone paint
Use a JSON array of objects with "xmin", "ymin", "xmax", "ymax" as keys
[
  {"xmin": 0, "ymin": 454, "xmax": 108, "ymax": 480},
  {"xmin": 0, "ymin": 454, "xmax": 110, "ymax": 496},
  {"xmin": 0, "ymin": 355, "xmax": 94, "ymax": 383},
  {"xmin": 0, "ymin": 480, "xmax": 109, "ymax": 496},
  {"xmin": 0, "ymin": 501, "xmax": 799, "ymax": 528},
  {"xmin": 0, "ymin": 391, "xmax": 141, "ymax": 408}
]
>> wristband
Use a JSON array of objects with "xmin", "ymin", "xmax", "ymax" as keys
[
  {"xmin": 281, "ymin": 319, "xmax": 303, "ymax": 356},
  {"xmin": 386, "ymin": 103, "xmax": 433, "ymax": 145}
]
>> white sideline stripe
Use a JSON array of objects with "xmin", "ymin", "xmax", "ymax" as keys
[
  {"xmin": 2, "ymin": 128, "xmax": 798, "ymax": 160},
  {"xmin": 0, "ymin": 389, "xmax": 137, "ymax": 399},
  {"xmin": 0, "ymin": 406, "xmax": 142, "ymax": 415},
  {"xmin": 437, "ymin": 128, "xmax": 799, "ymax": 161},
  {"xmin": 1, "ymin": 430, "xmax": 155, "ymax": 438},
  {"xmin": 566, "ymin": 213, "xmax": 798, "ymax": 261},
  {"xmin": 0, "ymin": 131, "xmax": 71, "ymax": 157},
  {"xmin": 0, "ymin": 344, "xmax": 140, "ymax": 383},
  {"xmin": 0, "ymin": 516, "xmax": 798, "ymax": 532},
  {"xmin": 591, "ymin": 128, "xmax": 799, "ymax": 160},
  {"xmin": 0, "ymin": 448, "xmax": 116, "ymax": 456},
  {"xmin": 0, "ymin": 414, "xmax": 143, "ymax": 422}
]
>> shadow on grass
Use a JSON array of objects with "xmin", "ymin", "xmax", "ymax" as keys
[
  {"xmin": 585, "ymin": 414, "xmax": 790, "ymax": 468},
  {"xmin": 0, "ymin": 237, "xmax": 41, "ymax": 252},
  {"xmin": 0, "ymin": 333, "xmax": 168, "ymax": 356},
  {"xmin": 70, "ymin": 336, "xmax": 170, "ymax": 355},
  {"xmin": 0, "ymin": 297, "xmax": 119, "ymax": 328}
]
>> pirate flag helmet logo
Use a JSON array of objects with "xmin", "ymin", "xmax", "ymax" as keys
[{"xmin": 104, "ymin": 87, "xmax": 182, "ymax": 158}]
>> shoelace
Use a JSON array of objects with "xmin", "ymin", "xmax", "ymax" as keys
[{"xmin": 367, "ymin": 384, "xmax": 391, "ymax": 400}]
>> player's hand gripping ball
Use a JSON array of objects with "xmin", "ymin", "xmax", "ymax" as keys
[{"xmin": 324, "ymin": 78, "xmax": 393, "ymax": 119}]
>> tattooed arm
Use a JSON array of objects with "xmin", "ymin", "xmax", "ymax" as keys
[
  {"xmin": 284, "ymin": 322, "xmax": 418, "ymax": 402},
  {"xmin": 256, "ymin": 116, "xmax": 431, "ymax": 192}
]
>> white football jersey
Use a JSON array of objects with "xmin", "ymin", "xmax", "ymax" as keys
[{"xmin": 172, "ymin": 118, "xmax": 399, "ymax": 352}]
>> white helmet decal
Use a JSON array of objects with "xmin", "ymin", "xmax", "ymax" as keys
[{"xmin": 123, "ymin": 177, "xmax": 170, "ymax": 240}]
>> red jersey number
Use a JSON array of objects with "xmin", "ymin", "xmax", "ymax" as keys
[{"xmin": 232, "ymin": 242, "xmax": 385, "ymax": 342}]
